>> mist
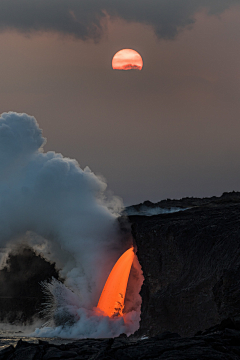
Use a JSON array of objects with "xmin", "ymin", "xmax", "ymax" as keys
[{"xmin": 0, "ymin": 111, "xmax": 143, "ymax": 337}]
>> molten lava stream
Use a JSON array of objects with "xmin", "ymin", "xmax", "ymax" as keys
[{"xmin": 97, "ymin": 247, "xmax": 134, "ymax": 317}]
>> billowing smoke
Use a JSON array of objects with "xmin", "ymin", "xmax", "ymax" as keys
[{"xmin": 0, "ymin": 112, "xmax": 143, "ymax": 337}]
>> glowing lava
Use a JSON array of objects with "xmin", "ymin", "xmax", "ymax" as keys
[{"xmin": 97, "ymin": 247, "xmax": 134, "ymax": 317}]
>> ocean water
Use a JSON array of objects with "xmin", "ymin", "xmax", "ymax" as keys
[{"xmin": 0, "ymin": 328, "xmax": 73, "ymax": 350}]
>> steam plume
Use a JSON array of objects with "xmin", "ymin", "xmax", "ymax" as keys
[{"xmin": 0, "ymin": 112, "xmax": 143, "ymax": 337}]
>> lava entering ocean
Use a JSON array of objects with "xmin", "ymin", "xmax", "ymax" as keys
[
  {"xmin": 34, "ymin": 247, "xmax": 142, "ymax": 338},
  {"xmin": 97, "ymin": 247, "xmax": 135, "ymax": 317}
]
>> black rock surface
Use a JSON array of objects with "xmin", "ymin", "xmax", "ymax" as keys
[
  {"xmin": 129, "ymin": 191, "xmax": 240, "ymax": 337},
  {"xmin": 1, "ymin": 320, "xmax": 240, "ymax": 359}
]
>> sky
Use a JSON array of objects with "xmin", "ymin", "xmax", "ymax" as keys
[{"xmin": 0, "ymin": 0, "xmax": 240, "ymax": 205}]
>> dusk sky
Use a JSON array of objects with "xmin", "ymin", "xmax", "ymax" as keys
[{"xmin": 1, "ymin": 0, "xmax": 240, "ymax": 205}]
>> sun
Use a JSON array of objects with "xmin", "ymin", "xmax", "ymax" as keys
[{"xmin": 112, "ymin": 49, "xmax": 143, "ymax": 71}]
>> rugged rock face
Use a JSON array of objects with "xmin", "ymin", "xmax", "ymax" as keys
[
  {"xmin": 129, "ymin": 191, "xmax": 240, "ymax": 337},
  {"xmin": 2, "ymin": 319, "xmax": 240, "ymax": 359},
  {"xmin": 0, "ymin": 247, "xmax": 60, "ymax": 323}
]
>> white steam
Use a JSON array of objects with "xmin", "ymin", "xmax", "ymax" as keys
[
  {"xmin": 34, "ymin": 306, "xmax": 140, "ymax": 339},
  {"xmin": 126, "ymin": 206, "xmax": 189, "ymax": 216},
  {"xmin": 0, "ymin": 112, "xmax": 142, "ymax": 337}
]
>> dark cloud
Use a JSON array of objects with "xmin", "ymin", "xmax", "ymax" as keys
[{"xmin": 0, "ymin": 0, "xmax": 239, "ymax": 41}]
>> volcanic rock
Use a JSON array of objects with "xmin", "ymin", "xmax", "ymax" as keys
[
  {"xmin": 2, "ymin": 321, "xmax": 240, "ymax": 359},
  {"xmin": 129, "ymin": 191, "xmax": 240, "ymax": 337}
]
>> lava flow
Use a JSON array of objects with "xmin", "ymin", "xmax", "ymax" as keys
[{"xmin": 97, "ymin": 247, "xmax": 134, "ymax": 317}]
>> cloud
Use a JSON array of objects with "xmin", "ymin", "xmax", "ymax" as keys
[
  {"xmin": 121, "ymin": 64, "xmax": 142, "ymax": 71},
  {"xmin": 0, "ymin": 0, "xmax": 238, "ymax": 41}
]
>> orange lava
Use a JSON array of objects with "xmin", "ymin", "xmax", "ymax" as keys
[
  {"xmin": 97, "ymin": 247, "xmax": 134, "ymax": 317},
  {"xmin": 112, "ymin": 49, "xmax": 143, "ymax": 71}
]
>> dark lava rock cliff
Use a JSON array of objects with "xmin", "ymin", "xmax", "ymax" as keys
[{"xmin": 128, "ymin": 191, "xmax": 240, "ymax": 337}]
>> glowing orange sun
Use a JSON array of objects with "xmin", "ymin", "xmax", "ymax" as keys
[{"xmin": 112, "ymin": 49, "xmax": 143, "ymax": 71}]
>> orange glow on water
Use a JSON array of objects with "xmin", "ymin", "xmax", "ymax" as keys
[
  {"xmin": 97, "ymin": 247, "xmax": 134, "ymax": 317},
  {"xmin": 112, "ymin": 49, "xmax": 143, "ymax": 71}
]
